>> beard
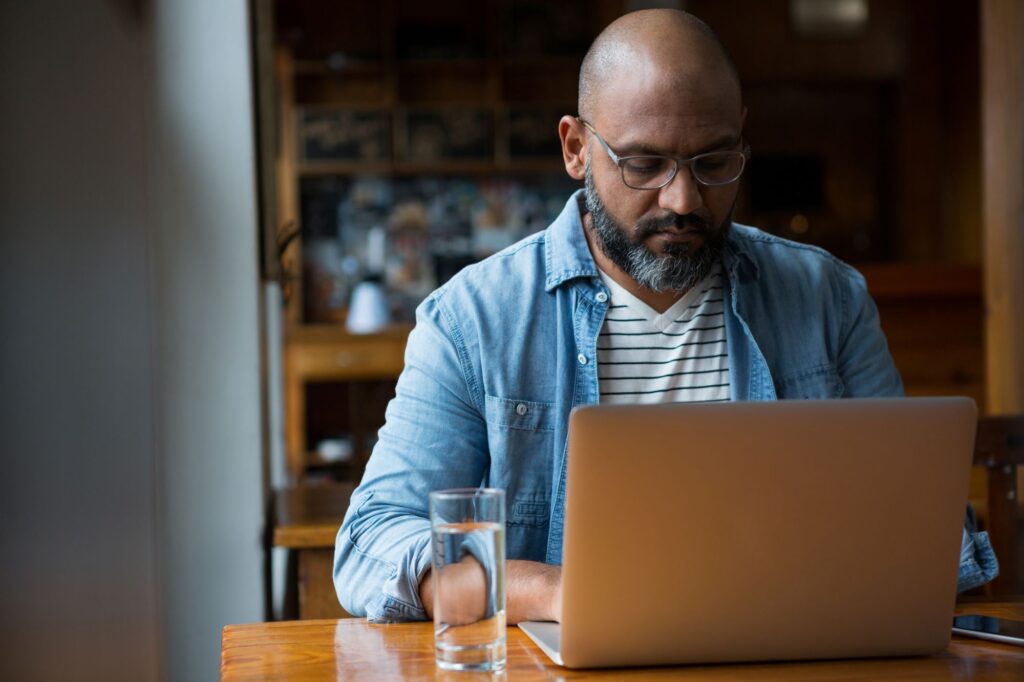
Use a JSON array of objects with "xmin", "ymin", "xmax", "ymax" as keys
[{"xmin": 583, "ymin": 157, "xmax": 730, "ymax": 293}]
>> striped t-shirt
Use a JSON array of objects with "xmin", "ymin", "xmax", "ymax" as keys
[{"xmin": 597, "ymin": 264, "xmax": 730, "ymax": 405}]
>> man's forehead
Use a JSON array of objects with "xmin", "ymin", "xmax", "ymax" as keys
[
  {"xmin": 603, "ymin": 122, "xmax": 741, "ymax": 158},
  {"xmin": 591, "ymin": 74, "xmax": 743, "ymax": 152}
]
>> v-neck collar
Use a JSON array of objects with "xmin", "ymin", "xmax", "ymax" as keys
[{"xmin": 597, "ymin": 264, "xmax": 721, "ymax": 333}]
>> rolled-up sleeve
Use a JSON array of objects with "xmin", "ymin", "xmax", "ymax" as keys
[
  {"xmin": 957, "ymin": 508, "xmax": 1000, "ymax": 593},
  {"xmin": 334, "ymin": 291, "xmax": 488, "ymax": 621}
]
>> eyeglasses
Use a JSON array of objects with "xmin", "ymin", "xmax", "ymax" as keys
[{"xmin": 578, "ymin": 118, "xmax": 750, "ymax": 190}]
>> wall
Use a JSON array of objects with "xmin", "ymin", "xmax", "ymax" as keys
[
  {"xmin": 148, "ymin": 0, "xmax": 265, "ymax": 679},
  {"xmin": 690, "ymin": 0, "xmax": 982, "ymax": 264},
  {"xmin": 0, "ymin": 1, "xmax": 264, "ymax": 680},
  {"xmin": 0, "ymin": 2, "xmax": 159, "ymax": 679}
]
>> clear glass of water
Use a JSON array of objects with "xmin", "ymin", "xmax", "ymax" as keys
[{"xmin": 429, "ymin": 488, "xmax": 506, "ymax": 672}]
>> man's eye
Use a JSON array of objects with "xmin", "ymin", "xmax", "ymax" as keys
[
  {"xmin": 697, "ymin": 157, "xmax": 728, "ymax": 171},
  {"xmin": 623, "ymin": 158, "xmax": 666, "ymax": 174}
]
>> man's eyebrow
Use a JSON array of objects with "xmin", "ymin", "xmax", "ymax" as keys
[{"xmin": 616, "ymin": 135, "xmax": 741, "ymax": 157}]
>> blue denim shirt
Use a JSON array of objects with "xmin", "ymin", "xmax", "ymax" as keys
[{"xmin": 334, "ymin": 191, "xmax": 998, "ymax": 621}]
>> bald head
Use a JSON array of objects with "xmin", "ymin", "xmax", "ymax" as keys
[{"xmin": 578, "ymin": 9, "xmax": 741, "ymax": 121}]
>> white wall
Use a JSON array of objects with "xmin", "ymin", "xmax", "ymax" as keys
[
  {"xmin": 0, "ymin": 2, "xmax": 264, "ymax": 680},
  {"xmin": 147, "ymin": 0, "xmax": 265, "ymax": 678}
]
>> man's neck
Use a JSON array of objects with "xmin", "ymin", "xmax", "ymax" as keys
[{"xmin": 582, "ymin": 212, "xmax": 687, "ymax": 314}]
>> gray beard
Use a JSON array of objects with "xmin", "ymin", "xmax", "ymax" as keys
[{"xmin": 583, "ymin": 158, "xmax": 727, "ymax": 293}]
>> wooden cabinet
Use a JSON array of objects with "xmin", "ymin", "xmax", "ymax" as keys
[
  {"xmin": 284, "ymin": 324, "xmax": 410, "ymax": 481},
  {"xmin": 862, "ymin": 263, "xmax": 985, "ymax": 408}
]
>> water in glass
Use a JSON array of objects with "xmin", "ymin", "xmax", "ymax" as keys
[{"xmin": 432, "ymin": 520, "xmax": 506, "ymax": 671}]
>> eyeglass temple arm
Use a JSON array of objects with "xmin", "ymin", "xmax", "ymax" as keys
[{"xmin": 577, "ymin": 117, "xmax": 622, "ymax": 164}]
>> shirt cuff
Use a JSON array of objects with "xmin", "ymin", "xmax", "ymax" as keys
[
  {"xmin": 367, "ymin": 533, "xmax": 434, "ymax": 622},
  {"xmin": 957, "ymin": 527, "xmax": 999, "ymax": 593}
]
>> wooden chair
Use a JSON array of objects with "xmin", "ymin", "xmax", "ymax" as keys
[
  {"xmin": 973, "ymin": 415, "xmax": 1024, "ymax": 596},
  {"xmin": 267, "ymin": 482, "xmax": 356, "ymax": 620}
]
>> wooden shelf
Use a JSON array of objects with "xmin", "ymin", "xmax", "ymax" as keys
[
  {"xmin": 285, "ymin": 323, "xmax": 412, "ymax": 343},
  {"xmin": 397, "ymin": 58, "xmax": 492, "ymax": 73},
  {"xmin": 298, "ymin": 158, "xmax": 566, "ymax": 177},
  {"xmin": 284, "ymin": 324, "xmax": 411, "ymax": 481},
  {"xmin": 292, "ymin": 59, "xmax": 387, "ymax": 76}
]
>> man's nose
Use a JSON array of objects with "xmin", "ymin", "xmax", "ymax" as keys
[{"xmin": 657, "ymin": 165, "xmax": 704, "ymax": 216}]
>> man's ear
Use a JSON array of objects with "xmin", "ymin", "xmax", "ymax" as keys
[{"xmin": 559, "ymin": 115, "xmax": 587, "ymax": 181}]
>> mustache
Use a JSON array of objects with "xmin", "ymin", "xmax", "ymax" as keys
[{"xmin": 634, "ymin": 213, "xmax": 712, "ymax": 240}]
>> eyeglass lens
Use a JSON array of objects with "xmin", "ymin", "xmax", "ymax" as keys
[{"xmin": 621, "ymin": 152, "xmax": 745, "ymax": 189}]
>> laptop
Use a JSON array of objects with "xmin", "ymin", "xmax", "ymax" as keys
[{"xmin": 519, "ymin": 397, "xmax": 977, "ymax": 668}]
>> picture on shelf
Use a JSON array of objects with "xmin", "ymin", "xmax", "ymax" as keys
[
  {"xmin": 298, "ymin": 107, "xmax": 391, "ymax": 163},
  {"xmin": 398, "ymin": 108, "xmax": 494, "ymax": 163},
  {"xmin": 298, "ymin": 174, "xmax": 579, "ymax": 324}
]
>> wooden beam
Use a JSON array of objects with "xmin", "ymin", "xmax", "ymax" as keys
[
  {"xmin": 982, "ymin": 0, "xmax": 1024, "ymax": 415},
  {"xmin": 274, "ymin": 47, "xmax": 302, "ymax": 327}
]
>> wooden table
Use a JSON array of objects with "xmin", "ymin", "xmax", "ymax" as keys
[
  {"xmin": 222, "ymin": 602, "xmax": 1024, "ymax": 680},
  {"xmin": 272, "ymin": 483, "xmax": 356, "ymax": 620}
]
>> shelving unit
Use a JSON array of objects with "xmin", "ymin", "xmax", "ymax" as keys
[
  {"xmin": 271, "ymin": 1, "xmax": 611, "ymax": 482},
  {"xmin": 283, "ymin": 324, "xmax": 411, "ymax": 481},
  {"xmin": 273, "ymin": 1, "xmax": 613, "ymax": 316}
]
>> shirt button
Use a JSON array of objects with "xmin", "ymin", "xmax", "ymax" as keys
[
  {"xmin": 577, "ymin": 353, "xmax": 588, "ymax": 365},
  {"xmin": 595, "ymin": 291, "xmax": 608, "ymax": 303},
  {"xmin": 515, "ymin": 402, "xmax": 528, "ymax": 416}
]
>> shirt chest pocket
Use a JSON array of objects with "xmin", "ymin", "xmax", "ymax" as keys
[
  {"xmin": 485, "ymin": 395, "xmax": 556, "ymax": 432},
  {"xmin": 484, "ymin": 395, "xmax": 555, "ymax": 530},
  {"xmin": 777, "ymin": 363, "xmax": 846, "ymax": 399}
]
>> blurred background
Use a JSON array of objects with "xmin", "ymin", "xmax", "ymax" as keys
[{"xmin": 1, "ymin": 1, "xmax": 1021, "ymax": 680}]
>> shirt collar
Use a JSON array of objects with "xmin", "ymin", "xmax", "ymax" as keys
[
  {"xmin": 543, "ymin": 189, "xmax": 760, "ymax": 291},
  {"xmin": 543, "ymin": 190, "xmax": 600, "ymax": 292},
  {"xmin": 723, "ymin": 226, "xmax": 761, "ymax": 282}
]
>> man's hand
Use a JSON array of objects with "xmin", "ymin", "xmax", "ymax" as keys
[
  {"xmin": 420, "ymin": 559, "xmax": 562, "ymax": 624},
  {"xmin": 424, "ymin": 556, "xmax": 487, "ymax": 626}
]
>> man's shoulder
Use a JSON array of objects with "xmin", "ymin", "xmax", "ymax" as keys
[
  {"xmin": 729, "ymin": 223, "xmax": 844, "ymax": 266},
  {"xmin": 429, "ymin": 229, "xmax": 550, "ymax": 310},
  {"xmin": 728, "ymin": 223, "xmax": 863, "ymax": 287}
]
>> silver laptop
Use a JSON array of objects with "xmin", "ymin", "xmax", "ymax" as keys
[{"xmin": 519, "ymin": 397, "xmax": 977, "ymax": 668}]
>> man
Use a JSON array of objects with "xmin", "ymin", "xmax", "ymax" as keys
[{"xmin": 334, "ymin": 9, "xmax": 998, "ymax": 623}]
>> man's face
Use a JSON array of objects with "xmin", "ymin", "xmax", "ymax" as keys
[
  {"xmin": 581, "ymin": 69, "xmax": 745, "ymax": 292},
  {"xmin": 584, "ymin": 156, "xmax": 730, "ymax": 292}
]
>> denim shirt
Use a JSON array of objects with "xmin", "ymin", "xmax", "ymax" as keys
[{"xmin": 334, "ymin": 191, "xmax": 998, "ymax": 621}]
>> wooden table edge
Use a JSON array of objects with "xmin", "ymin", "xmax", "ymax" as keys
[{"xmin": 272, "ymin": 523, "xmax": 341, "ymax": 548}]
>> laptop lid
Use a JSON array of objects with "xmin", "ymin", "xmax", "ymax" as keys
[{"xmin": 551, "ymin": 397, "xmax": 976, "ymax": 668}]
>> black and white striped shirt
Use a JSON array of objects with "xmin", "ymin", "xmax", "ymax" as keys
[{"xmin": 597, "ymin": 264, "xmax": 730, "ymax": 405}]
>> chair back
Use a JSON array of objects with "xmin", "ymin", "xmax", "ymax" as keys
[{"xmin": 974, "ymin": 415, "xmax": 1024, "ymax": 596}]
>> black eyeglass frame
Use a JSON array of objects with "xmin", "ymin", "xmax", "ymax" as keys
[{"xmin": 577, "ymin": 117, "xmax": 751, "ymax": 190}]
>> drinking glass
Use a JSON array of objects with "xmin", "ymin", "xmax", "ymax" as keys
[{"xmin": 429, "ymin": 488, "xmax": 506, "ymax": 672}]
